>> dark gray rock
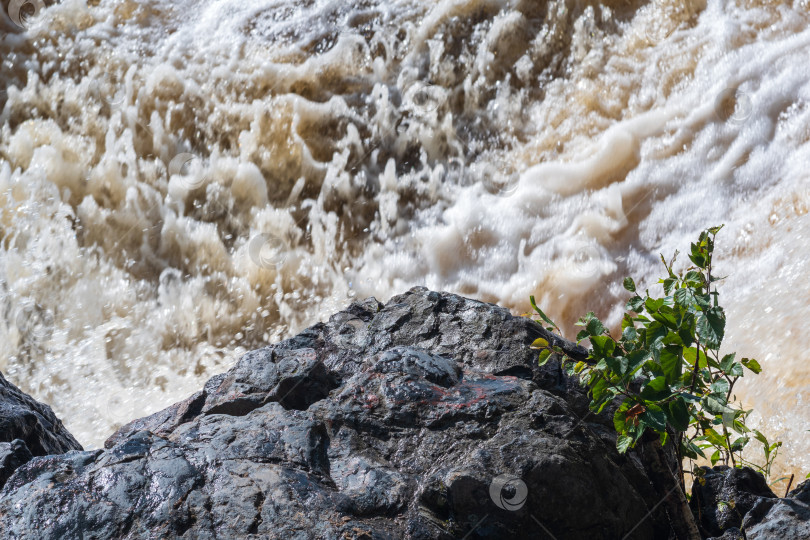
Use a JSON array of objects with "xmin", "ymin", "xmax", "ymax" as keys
[
  {"xmin": 0, "ymin": 439, "xmax": 33, "ymax": 488},
  {"xmin": 740, "ymin": 479, "xmax": 810, "ymax": 539},
  {"xmin": 0, "ymin": 372, "xmax": 82, "ymax": 456},
  {"xmin": 0, "ymin": 371, "xmax": 82, "ymax": 488},
  {"xmin": 788, "ymin": 479, "xmax": 810, "ymax": 504},
  {"xmin": 0, "ymin": 287, "xmax": 677, "ymax": 539},
  {"xmin": 707, "ymin": 528, "xmax": 744, "ymax": 540},
  {"xmin": 690, "ymin": 465, "xmax": 777, "ymax": 537}
]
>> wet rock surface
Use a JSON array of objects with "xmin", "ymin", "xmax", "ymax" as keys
[
  {"xmin": 691, "ymin": 465, "xmax": 778, "ymax": 537},
  {"xmin": 0, "ymin": 371, "xmax": 82, "ymax": 488},
  {"xmin": 0, "ymin": 288, "xmax": 707, "ymax": 538},
  {"xmin": 740, "ymin": 479, "xmax": 810, "ymax": 540},
  {"xmin": 696, "ymin": 466, "xmax": 810, "ymax": 540}
]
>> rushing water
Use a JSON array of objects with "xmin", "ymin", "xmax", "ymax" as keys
[{"xmin": 1, "ymin": 0, "xmax": 809, "ymax": 483}]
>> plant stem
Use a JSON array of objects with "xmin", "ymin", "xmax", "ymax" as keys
[{"xmin": 640, "ymin": 433, "xmax": 702, "ymax": 540}]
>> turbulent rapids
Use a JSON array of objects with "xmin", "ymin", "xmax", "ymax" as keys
[{"xmin": 1, "ymin": 0, "xmax": 809, "ymax": 482}]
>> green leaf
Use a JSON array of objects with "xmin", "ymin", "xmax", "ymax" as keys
[
  {"xmin": 626, "ymin": 295, "xmax": 644, "ymax": 313},
  {"xmin": 613, "ymin": 400, "xmax": 632, "ymax": 432},
  {"xmin": 621, "ymin": 314, "xmax": 634, "ymax": 330},
  {"xmin": 710, "ymin": 379, "xmax": 730, "ymax": 396},
  {"xmin": 576, "ymin": 329, "xmax": 590, "ymax": 342},
  {"xmin": 530, "ymin": 337, "xmax": 549, "ymax": 349},
  {"xmin": 730, "ymin": 436, "xmax": 749, "ymax": 452},
  {"xmin": 623, "ymin": 277, "xmax": 636, "ymax": 292},
  {"xmin": 590, "ymin": 335, "xmax": 616, "ymax": 359},
  {"xmin": 694, "ymin": 293, "xmax": 712, "ymax": 310},
  {"xmin": 645, "ymin": 322, "xmax": 668, "ymax": 349},
  {"xmin": 537, "ymin": 349, "xmax": 552, "ymax": 366},
  {"xmin": 645, "ymin": 297, "xmax": 665, "ymax": 313},
  {"xmin": 575, "ymin": 311, "xmax": 595, "ymax": 326},
  {"xmin": 707, "ymin": 225, "xmax": 724, "ymax": 235},
  {"xmin": 652, "ymin": 305, "xmax": 679, "ymax": 329},
  {"xmin": 661, "ymin": 277, "xmax": 677, "ymax": 295},
  {"xmin": 622, "ymin": 326, "xmax": 638, "ymax": 342},
  {"xmin": 720, "ymin": 353, "xmax": 736, "ymax": 373},
  {"xmin": 697, "ymin": 307, "xmax": 726, "ymax": 350},
  {"xmin": 678, "ymin": 312, "xmax": 696, "ymax": 347},
  {"xmin": 710, "ymin": 449, "xmax": 721, "ymax": 466},
  {"xmin": 662, "ymin": 331, "xmax": 684, "ymax": 346},
  {"xmin": 605, "ymin": 355, "xmax": 629, "ymax": 376},
  {"xmin": 704, "ymin": 427, "xmax": 727, "ymax": 448},
  {"xmin": 590, "ymin": 377, "xmax": 610, "ymax": 406},
  {"xmin": 704, "ymin": 396, "xmax": 735, "ymax": 415},
  {"xmin": 616, "ymin": 434, "xmax": 633, "ymax": 454},
  {"xmin": 639, "ymin": 404, "xmax": 667, "ymax": 432},
  {"xmin": 659, "ymin": 346, "xmax": 683, "ymax": 384},
  {"xmin": 587, "ymin": 318, "xmax": 605, "ymax": 337},
  {"xmin": 684, "ymin": 270, "xmax": 705, "ymax": 288},
  {"xmin": 640, "ymin": 376, "xmax": 671, "ymax": 401},
  {"xmin": 684, "ymin": 346, "xmax": 708, "ymax": 369},
  {"xmin": 689, "ymin": 241, "xmax": 708, "ymax": 269},
  {"xmin": 530, "ymin": 296, "xmax": 558, "ymax": 330},
  {"xmin": 674, "ymin": 287, "xmax": 696, "ymax": 307},
  {"xmin": 742, "ymin": 357, "xmax": 762, "ymax": 374},
  {"xmin": 666, "ymin": 397, "xmax": 690, "ymax": 432},
  {"xmin": 687, "ymin": 440, "xmax": 707, "ymax": 459}
]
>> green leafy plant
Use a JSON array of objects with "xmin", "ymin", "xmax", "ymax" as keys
[{"xmin": 529, "ymin": 225, "xmax": 779, "ymax": 480}]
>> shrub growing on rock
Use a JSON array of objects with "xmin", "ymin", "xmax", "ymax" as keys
[{"xmin": 529, "ymin": 225, "xmax": 780, "ymax": 539}]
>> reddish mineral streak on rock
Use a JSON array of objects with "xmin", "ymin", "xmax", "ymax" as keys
[{"xmin": 379, "ymin": 372, "xmax": 521, "ymax": 411}]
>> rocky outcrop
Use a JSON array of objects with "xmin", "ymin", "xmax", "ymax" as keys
[
  {"xmin": 4, "ymin": 287, "xmax": 810, "ymax": 539},
  {"xmin": 15, "ymin": 287, "xmax": 810, "ymax": 538},
  {"xmin": 1, "ymin": 288, "xmax": 670, "ymax": 539},
  {"xmin": 0, "ymin": 439, "xmax": 33, "ymax": 488},
  {"xmin": 691, "ymin": 465, "xmax": 778, "ymax": 537},
  {"xmin": 0, "ymin": 371, "xmax": 82, "ymax": 488},
  {"xmin": 695, "ymin": 466, "xmax": 810, "ymax": 540},
  {"xmin": 741, "ymin": 479, "xmax": 810, "ymax": 539}
]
